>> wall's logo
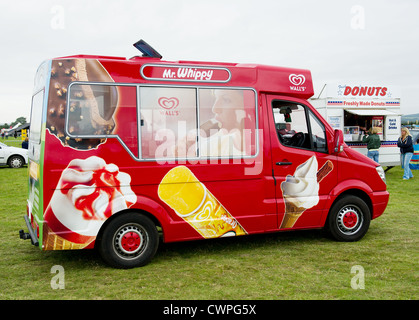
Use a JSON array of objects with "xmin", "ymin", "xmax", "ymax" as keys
[
  {"xmin": 158, "ymin": 97, "xmax": 179, "ymax": 110},
  {"xmin": 158, "ymin": 97, "xmax": 180, "ymax": 116},
  {"xmin": 289, "ymin": 74, "xmax": 306, "ymax": 86},
  {"xmin": 289, "ymin": 74, "xmax": 307, "ymax": 92}
]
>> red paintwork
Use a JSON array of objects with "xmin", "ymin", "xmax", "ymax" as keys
[{"xmin": 38, "ymin": 54, "xmax": 389, "ymax": 250}]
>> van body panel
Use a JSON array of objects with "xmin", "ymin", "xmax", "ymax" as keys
[{"xmin": 21, "ymin": 52, "xmax": 389, "ymax": 263}]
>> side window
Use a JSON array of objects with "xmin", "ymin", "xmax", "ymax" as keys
[
  {"xmin": 198, "ymin": 88, "xmax": 257, "ymax": 157},
  {"xmin": 272, "ymin": 102, "xmax": 309, "ymax": 149},
  {"xmin": 68, "ymin": 84, "xmax": 120, "ymax": 136},
  {"xmin": 272, "ymin": 101, "xmax": 327, "ymax": 153},
  {"xmin": 308, "ymin": 110, "xmax": 327, "ymax": 153},
  {"xmin": 140, "ymin": 87, "xmax": 197, "ymax": 159},
  {"xmin": 67, "ymin": 84, "xmax": 138, "ymax": 156},
  {"xmin": 30, "ymin": 90, "xmax": 45, "ymax": 144}
]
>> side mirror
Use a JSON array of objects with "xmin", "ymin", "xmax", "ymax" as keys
[{"xmin": 333, "ymin": 129, "xmax": 344, "ymax": 153}]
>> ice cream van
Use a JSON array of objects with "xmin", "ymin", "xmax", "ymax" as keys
[
  {"xmin": 19, "ymin": 40, "xmax": 389, "ymax": 268},
  {"xmin": 310, "ymin": 83, "xmax": 402, "ymax": 169}
]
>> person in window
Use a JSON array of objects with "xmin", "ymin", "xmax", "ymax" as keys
[
  {"xmin": 278, "ymin": 122, "xmax": 296, "ymax": 137},
  {"xmin": 362, "ymin": 127, "xmax": 381, "ymax": 163},
  {"xmin": 174, "ymin": 89, "xmax": 255, "ymax": 158},
  {"xmin": 199, "ymin": 89, "xmax": 253, "ymax": 157},
  {"xmin": 398, "ymin": 127, "xmax": 414, "ymax": 180}
]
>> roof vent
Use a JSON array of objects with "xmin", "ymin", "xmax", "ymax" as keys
[{"xmin": 133, "ymin": 39, "xmax": 162, "ymax": 59}]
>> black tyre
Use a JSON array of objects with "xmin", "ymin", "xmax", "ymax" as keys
[
  {"xmin": 327, "ymin": 195, "xmax": 371, "ymax": 242},
  {"xmin": 8, "ymin": 155, "xmax": 24, "ymax": 168},
  {"xmin": 98, "ymin": 213, "xmax": 159, "ymax": 268}
]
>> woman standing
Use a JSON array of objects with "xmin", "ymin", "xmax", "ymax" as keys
[
  {"xmin": 362, "ymin": 127, "xmax": 381, "ymax": 163},
  {"xmin": 397, "ymin": 127, "xmax": 414, "ymax": 180}
]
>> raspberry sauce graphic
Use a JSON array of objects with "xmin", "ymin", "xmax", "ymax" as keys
[{"xmin": 44, "ymin": 156, "xmax": 136, "ymax": 248}]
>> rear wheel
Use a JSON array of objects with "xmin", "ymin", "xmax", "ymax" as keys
[
  {"xmin": 327, "ymin": 195, "xmax": 371, "ymax": 242},
  {"xmin": 98, "ymin": 213, "xmax": 159, "ymax": 268}
]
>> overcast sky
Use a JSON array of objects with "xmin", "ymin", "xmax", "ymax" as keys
[{"xmin": 1, "ymin": 0, "xmax": 418, "ymax": 124}]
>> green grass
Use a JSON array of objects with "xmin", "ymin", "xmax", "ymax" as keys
[
  {"xmin": 0, "ymin": 137, "xmax": 25, "ymax": 148},
  {"xmin": 0, "ymin": 165, "xmax": 417, "ymax": 300}
]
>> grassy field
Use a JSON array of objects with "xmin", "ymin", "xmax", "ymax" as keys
[{"xmin": 0, "ymin": 153, "xmax": 417, "ymax": 300}]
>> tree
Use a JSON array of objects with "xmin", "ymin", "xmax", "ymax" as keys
[
  {"xmin": 12, "ymin": 117, "xmax": 27, "ymax": 127},
  {"xmin": 1, "ymin": 117, "xmax": 27, "ymax": 130}
]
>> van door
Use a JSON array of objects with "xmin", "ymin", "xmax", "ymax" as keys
[{"xmin": 266, "ymin": 95, "xmax": 337, "ymax": 229}]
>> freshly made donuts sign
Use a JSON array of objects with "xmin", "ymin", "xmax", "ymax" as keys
[{"xmin": 141, "ymin": 64, "xmax": 231, "ymax": 83}]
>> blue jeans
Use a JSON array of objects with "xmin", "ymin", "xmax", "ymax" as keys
[
  {"xmin": 367, "ymin": 150, "xmax": 379, "ymax": 163},
  {"xmin": 401, "ymin": 152, "xmax": 414, "ymax": 179}
]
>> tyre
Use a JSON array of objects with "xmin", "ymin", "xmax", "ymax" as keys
[
  {"xmin": 326, "ymin": 195, "xmax": 371, "ymax": 242},
  {"xmin": 98, "ymin": 213, "xmax": 159, "ymax": 268},
  {"xmin": 8, "ymin": 155, "xmax": 24, "ymax": 168}
]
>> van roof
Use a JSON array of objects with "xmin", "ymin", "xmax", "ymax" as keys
[{"xmin": 53, "ymin": 54, "xmax": 314, "ymax": 99}]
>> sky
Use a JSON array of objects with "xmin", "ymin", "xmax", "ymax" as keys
[{"xmin": 1, "ymin": 0, "xmax": 418, "ymax": 124}]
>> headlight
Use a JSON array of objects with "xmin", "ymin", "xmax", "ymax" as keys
[{"xmin": 376, "ymin": 166, "xmax": 386, "ymax": 184}]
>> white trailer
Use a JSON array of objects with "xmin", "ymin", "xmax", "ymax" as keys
[{"xmin": 311, "ymin": 83, "xmax": 401, "ymax": 168}]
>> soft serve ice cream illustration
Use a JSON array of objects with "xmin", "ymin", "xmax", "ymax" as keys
[
  {"xmin": 280, "ymin": 156, "xmax": 333, "ymax": 228},
  {"xmin": 43, "ymin": 156, "xmax": 136, "ymax": 249}
]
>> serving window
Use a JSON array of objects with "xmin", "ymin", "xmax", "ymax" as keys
[
  {"xmin": 66, "ymin": 83, "xmax": 257, "ymax": 160},
  {"xmin": 344, "ymin": 110, "xmax": 383, "ymax": 142}
]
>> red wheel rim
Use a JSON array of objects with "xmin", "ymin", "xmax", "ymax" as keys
[
  {"xmin": 120, "ymin": 231, "xmax": 142, "ymax": 252},
  {"xmin": 342, "ymin": 211, "xmax": 358, "ymax": 229}
]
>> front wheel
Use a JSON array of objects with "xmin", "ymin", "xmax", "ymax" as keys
[
  {"xmin": 8, "ymin": 155, "xmax": 24, "ymax": 168},
  {"xmin": 98, "ymin": 213, "xmax": 159, "ymax": 268},
  {"xmin": 326, "ymin": 195, "xmax": 371, "ymax": 242}
]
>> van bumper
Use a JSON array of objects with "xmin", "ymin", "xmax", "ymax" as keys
[
  {"xmin": 19, "ymin": 215, "xmax": 39, "ymax": 247},
  {"xmin": 371, "ymin": 191, "xmax": 390, "ymax": 220}
]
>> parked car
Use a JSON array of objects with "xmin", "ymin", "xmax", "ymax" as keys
[
  {"xmin": 0, "ymin": 142, "xmax": 28, "ymax": 168},
  {"xmin": 411, "ymin": 129, "xmax": 419, "ymax": 144}
]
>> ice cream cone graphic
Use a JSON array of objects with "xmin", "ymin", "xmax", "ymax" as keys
[
  {"xmin": 158, "ymin": 165, "xmax": 247, "ymax": 238},
  {"xmin": 43, "ymin": 156, "xmax": 136, "ymax": 250},
  {"xmin": 43, "ymin": 223, "xmax": 93, "ymax": 250},
  {"xmin": 281, "ymin": 200, "xmax": 308, "ymax": 229},
  {"xmin": 280, "ymin": 158, "xmax": 333, "ymax": 229}
]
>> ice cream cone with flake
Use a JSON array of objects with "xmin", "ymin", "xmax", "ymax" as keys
[
  {"xmin": 281, "ymin": 200, "xmax": 308, "ymax": 228},
  {"xmin": 158, "ymin": 165, "xmax": 247, "ymax": 238},
  {"xmin": 280, "ymin": 157, "xmax": 333, "ymax": 229}
]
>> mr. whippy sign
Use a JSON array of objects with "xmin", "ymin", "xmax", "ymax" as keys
[{"xmin": 141, "ymin": 64, "xmax": 231, "ymax": 82}]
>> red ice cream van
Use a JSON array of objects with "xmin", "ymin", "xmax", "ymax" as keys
[{"xmin": 20, "ymin": 40, "xmax": 389, "ymax": 268}]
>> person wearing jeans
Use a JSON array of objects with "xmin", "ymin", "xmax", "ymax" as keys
[
  {"xmin": 362, "ymin": 127, "xmax": 381, "ymax": 163},
  {"xmin": 397, "ymin": 127, "xmax": 414, "ymax": 180}
]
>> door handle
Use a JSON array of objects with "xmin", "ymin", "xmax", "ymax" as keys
[{"xmin": 276, "ymin": 162, "xmax": 292, "ymax": 166}]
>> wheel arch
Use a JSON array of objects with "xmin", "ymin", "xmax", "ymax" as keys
[
  {"xmin": 330, "ymin": 189, "xmax": 373, "ymax": 220},
  {"xmin": 95, "ymin": 208, "xmax": 162, "ymax": 246},
  {"xmin": 321, "ymin": 181, "xmax": 373, "ymax": 227},
  {"xmin": 94, "ymin": 195, "xmax": 174, "ymax": 248},
  {"xmin": 8, "ymin": 154, "xmax": 26, "ymax": 168}
]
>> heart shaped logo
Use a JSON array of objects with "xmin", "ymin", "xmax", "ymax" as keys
[
  {"xmin": 289, "ymin": 74, "xmax": 306, "ymax": 86},
  {"xmin": 158, "ymin": 97, "xmax": 179, "ymax": 110}
]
